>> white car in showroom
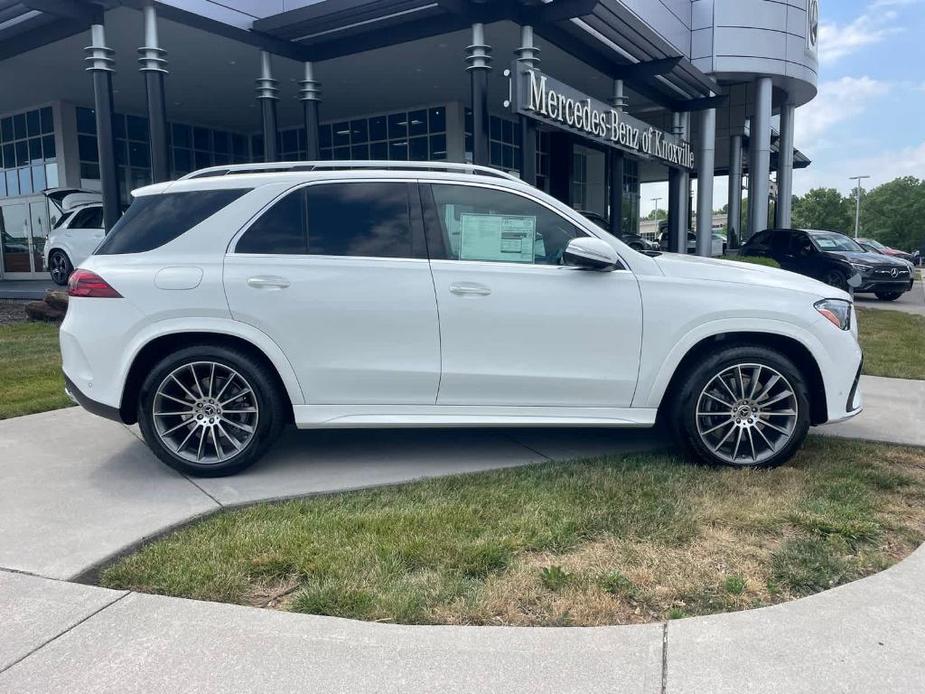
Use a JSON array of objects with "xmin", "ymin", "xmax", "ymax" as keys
[{"xmin": 61, "ymin": 161, "xmax": 863, "ymax": 476}]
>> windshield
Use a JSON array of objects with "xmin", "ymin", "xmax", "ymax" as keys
[
  {"xmin": 809, "ymin": 232, "xmax": 865, "ymax": 253},
  {"xmin": 862, "ymin": 238, "xmax": 886, "ymax": 250}
]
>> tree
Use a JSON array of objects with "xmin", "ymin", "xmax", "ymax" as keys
[
  {"xmin": 791, "ymin": 188, "xmax": 853, "ymax": 232},
  {"xmin": 860, "ymin": 176, "xmax": 925, "ymax": 251},
  {"xmin": 645, "ymin": 208, "xmax": 667, "ymax": 221}
]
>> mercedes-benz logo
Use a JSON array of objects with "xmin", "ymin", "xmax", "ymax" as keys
[
  {"xmin": 809, "ymin": 0, "xmax": 820, "ymax": 46},
  {"xmin": 890, "ymin": 267, "xmax": 899, "ymax": 278}
]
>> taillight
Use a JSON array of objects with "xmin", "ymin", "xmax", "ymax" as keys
[{"xmin": 67, "ymin": 269, "xmax": 122, "ymax": 298}]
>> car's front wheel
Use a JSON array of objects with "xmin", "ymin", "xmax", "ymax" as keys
[
  {"xmin": 670, "ymin": 345, "xmax": 811, "ymax": 469},
  {"xmin": 875, "ymin": 291, "xmax": 903, "ymax": 301},
  {"xmin": 48, "ymin": 250, "xmax": 72, "ymax": 286},
  {"xmin": 821, "ymin": 269, "xmax": 849, "ymax": 292},
  {"xmin": 137, "ymin": 345, "xmax": 287, "ymax": 476}
]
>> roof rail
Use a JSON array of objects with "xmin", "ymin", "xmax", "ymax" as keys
[{"xmin": 178, "ymin": 160, "xmax": 524, "ymax": 183}]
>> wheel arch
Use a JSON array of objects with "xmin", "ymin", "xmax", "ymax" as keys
[
  {"xmin": 119, "ymin": 329, "xmax": 301, "ymax": 425},
  {"xmin": 653, "ymin": 331, "xmax": 828, "ymax": 427}
]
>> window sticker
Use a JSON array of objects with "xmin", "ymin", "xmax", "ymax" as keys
[{"xmin": 459, "ymin": 213, "xmax": 537, "ymax": 263}]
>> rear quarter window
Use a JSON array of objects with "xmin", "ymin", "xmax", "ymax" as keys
[{"xmin": 95, "ymin": 188, "xmax": 249, "ymax": 255}]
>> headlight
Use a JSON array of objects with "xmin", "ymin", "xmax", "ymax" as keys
[
  {"xmin": 815, "ymin": 299, "xmax": 852, "ymax": 331},
  {"xmin": 850, "ymin": 263, "xmax": 872, "ymax": 273}
]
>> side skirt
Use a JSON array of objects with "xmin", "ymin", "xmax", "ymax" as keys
[{"xmin": 292, "ymin": 405, "xmax": 658, "ymax": 429}]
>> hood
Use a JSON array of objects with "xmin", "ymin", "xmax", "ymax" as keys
[
  {"xmin": 827, "ymin": 250, "xmax": 907, "ymax": 266},
  {"xmin": 653, "ymin": 253, "xmax": 851, "ymax": 300}
]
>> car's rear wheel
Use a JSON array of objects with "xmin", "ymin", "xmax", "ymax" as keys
[
  {"xmin": 49, "ymin": 250, "xmax": 72, "ymax": 286},
  {"xmin": 137, "ymin": 345, "xmax": 286, "ymax": 477},
  {"xmin": 821, "ymin": 269, "xmax": 849, "ymax": 292},
  {"xmin": 875, "ymin": 291, "xmax": 903, "ymax": 301},
  {"xmin": 670, "ymin": 345, "xmax": 811, "ymax": 469}
]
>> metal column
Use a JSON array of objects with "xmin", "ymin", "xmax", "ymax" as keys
[
  {"xmin": 138, "ymin": 3, "xmax": 169, "ymax": 183},
  {"xmin": 726, "ymin": 135, "xmax": 744, "ymax": 249},
  {"xmin": 695, "ymin": 107, "xmax": 716, "ymax": 257},
  {"xmin": 85, "ymin": 22, "xmax": 121, "ymax": 231},
  {"xmin": 515, "ymin": 25, "xmax": 538, "ymax": 185},
  {"xmin": 466, "ymin": 23, "xmax": 491, "ymax": 166},
  {"xmin": 747, "ymin": 77, "xmax": 772, "ymax": 238},
  {"xmin": 667, "ymin": 114, "xmax": 682, "ymax": 253},
  {"xmin": 300, "ymin": 61, "xmax": 322, "ymax": 161},
  {"xmin": 608, "ymin": 79, "xmax": 628, "ymax": 239},
  {"xmin": 775, "ymin": 100, "xmax": 796, "ymax": 228},
  {"xmin": 256, "ymin": 51, "xmax": 279, "ymax": 162},
  {"xmin": 673, "ymin": 112, "xmax": 691, "ymax": 254}
]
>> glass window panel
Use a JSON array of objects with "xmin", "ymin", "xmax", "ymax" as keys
[
  {"xmin": 18, "ymin": 167, "xmax": 32, "ymax": 194},
  {"xmin": 333, "ymin": 146, "xmax": 350, "ymax": 160},
  {"xmin": 171, "ymin": 123, "xmax": 190, "ymax": 148},
  {"xmin": 514, "ymin": 121, "xmax": 522, "ymax": 143},
  {"xmin": 42, "ymin": 135, "xmax": 56, "ymax": 160},
  {"xmin": 6, "ymin": 169, "xmax": 19, "ymax": 196},
  {"xmin": 194, "ymin": 150, "xmax": 211, "ymax": 168},
  {"xmin": 429, "ymin": 108, "xmax": 446, "ymax": 134},
  {"xmin": 320, "ymin": 148, "xmax": 333, "ymax": 161},
  {"xmin": 28, "ymin": 138, "xmax": 42, "ymax": 163},
  {"xmin": 232, "ymin": 133, "xmax": 248, "ymax": 157},
  {"xmin": 409, "ymin": 136, "xmax": 427, "ymax": 161},
  {"xmin": 173, "ymin": 148, "xmax": 191, "ymax": 173},
  {"xmin": 429, "ymin": 134, "xmax": 447, "ymax": 160},
  {"xmin": 31, "ymin": 164, "xmax": 46, "ymax": 191},
  {"xmin": 281, "ymin": 128, "xmax": 298, "ymax": 153},
  {"xmin": 490, "ymin": 141, "xmax": 502, "ymax": 167},
  {"xmin": 40, "ymin": 107, "xmax": 54, "ymax": 134},
  {"xmin": 502, "ymin": 119, "xmax": 514, "ymax": 144},
  {"xmin": 130, "ymin": 167, "xmax": 150, "ymax": 190},
  {"xmin": 297, "ymin": 128, "xmax": 306, "ymax": 151},
  {"xmin": 408, "ymin": 110, "xmax": 427, "ymax": 137},
  {"xmin": 369, "ymin": 116, "xmax": 387, "ymax": 142},
  {"xmin": 388, "ymin": 113, "xmax": 407, "ymax": 140},
  {"xmin": 111, "ymin": 114, "xmax": 126, "ymax": 139},
  {"xmin": 193, "ymin": 127, "xmax": 210, "ymax": 151},
  {"xmin": 213, "ymin": 152, "xmax": 229, "ymax": 165},
  {"xmin": 213, "ymin": 131, "xmax": 230, "ymax": 154},
  {"xmin": 13, "ymin": 113, "xmax": 27, "ymax": 140},
  {"xmin": 319, "ymin": 124, "xmax": 332, "ymax": 149},
  {"xmin": 2, "ymin": 144, "xmax": 13, "ymax": 168},
  {"xmin": 129, "ymin": 141, "xmax": 150, "ymax": 168},
  {"xmin": 1, "ymin": 117, "xmax": 13, "ymax": 142},
  {"xmin": 370, "ymin": 141, "xmax": 388, "ymax": 159},
  {"xmin": 350, "ymin": 120, "xmax": 368, "ymax": 144},
  {"xmin": 15, "ymin": 140, "xmax": 28, "ymax": 166},
  {"xmin": 76, "ymin": 107, "xmax": 96, "ymax": 134},
  {"xmin": 115, "ymin": 141, "xmax": 128, "ymax": 166},
  {"xmin": 45, "ymin": 163, "xmax": 59, "ymax": 188},
  {"xmin": 79, "ymin": 162, "xmax": 99, "ymax": 180},
  {"xmin": 236, "ymin": 188, "xmax": 306, "ymax": 254},
  {"xmin": 489, "ymin": 116, "xmax": 501, "ymax": 140},
  {"xmin": 306, "ymin": 182, "xmax": 412, "ymax": 258},
  {"xmin": 332, "ymin": 122, "xmax": 350, "ymax": 147},
  {"xmin": 388, "ymin": 140, "xmax": 408, "ymax": 160},
  {"xmin": 0, "ymin": 173, "xmax": 5, "ymax": 197},
  {"xmin": 78, "ymin": 134, "xmax": 98, "ymax": 162},
  {"xmin": 429, "ymin": 183, "xmax": 584, "ymax": 265},
  {"xmin": 26, "ymin": 109, "xmax": 41, "ymax": 137},
  {"xmin": 351, "ymin": 143, "xmax": 369, "ymax": 160},
  {"xmin": 464, "ymin": 108, "xmax": 473, "ymax": 134},
  {"xmin": 126, "ymin": 115, "xmax": 148, "ymax": 142}
]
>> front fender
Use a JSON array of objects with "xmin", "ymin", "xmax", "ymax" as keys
[{"xmin": 635, "ymin": 317, "xmax": 830, "ymax": 409}]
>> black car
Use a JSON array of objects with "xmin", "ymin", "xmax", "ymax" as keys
[
  {"xmin": 741, "ymin": 228, "xmax": 913, "ymax": 300},
  {"xmin": 578, "ymin": 210, "xmax": 657, "ymax": 251}
]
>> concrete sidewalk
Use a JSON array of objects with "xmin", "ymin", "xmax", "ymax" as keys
[{"xmin": 0, "ymin": 374, "xmax": 922, "ymax": 692}]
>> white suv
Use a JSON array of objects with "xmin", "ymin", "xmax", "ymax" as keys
[{"xmin": 61, "ymin": 162, "xmax": 863, "ymax": 476}]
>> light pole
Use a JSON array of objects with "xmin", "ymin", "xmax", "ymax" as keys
[
  {"xmin": 849, "ymin": 175, "xmax": 870, "ymax": 238},
  {"xmin": 651, "ymin": 197, "xmax": 662, "ymax": 243}
]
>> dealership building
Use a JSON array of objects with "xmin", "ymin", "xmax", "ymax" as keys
[{"xmin": 0, "ymin": 0, "xmax": 817, "ymax": 280}]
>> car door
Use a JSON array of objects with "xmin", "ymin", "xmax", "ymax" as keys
[
  {"xmin": 224, "ymin": 180, "xmax": 441, "ymax": 405},
  {"xmin": 423, "ymin": 182, "xmax": 643, "ymax": 408},
  {"xmin": 65, "ymin": 206, "xmax": 105, "ymax": 265}
]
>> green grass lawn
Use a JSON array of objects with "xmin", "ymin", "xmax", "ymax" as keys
[
  {"xmin": 856, "ymin": 308, "xmax": 925, "ymax": 381},
  {"xmin": 0, "ymin": 322, "xmax": 72, "ymax": 420},
  {"xmin": 100, "ymin": 437, "xmax": 925, "ymax": 626}
]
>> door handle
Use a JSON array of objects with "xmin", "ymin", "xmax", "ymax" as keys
[
  {"xmin": 247, "ymin": 276, "xmax": 290, "ymax": 290},
  {"xmin": 450, "ymin": 282, "xmax": 491, "ymax": 297}
]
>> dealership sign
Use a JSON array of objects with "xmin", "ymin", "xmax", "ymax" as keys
[{"xmin": 507, "ymin": 66, "xmax": 694, "ymax": 170}]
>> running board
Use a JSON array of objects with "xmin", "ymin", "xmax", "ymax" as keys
[{"xmin": 292, "ymin": 405, "xmax": 658, "ymax": 429}]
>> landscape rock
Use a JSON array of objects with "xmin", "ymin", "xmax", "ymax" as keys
[
  {"xmin": 24, "ymin": 300, "xmax": 65, "ymax": 322},
  {"xmin": 44, "ymin": 290, "xmax": 69, "ymax": 312}
]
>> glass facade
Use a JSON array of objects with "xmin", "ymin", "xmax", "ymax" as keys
[
  {"xmin": 464, "ymin": 109, "xmax": 550, "ymax": 189},
  {"xmin": 318, "ymin": 107, "xmax": 447, "ymax": 162},
  {"xmin": 0, "ymin": 106, "xmax": 58, "ymax": 198}
]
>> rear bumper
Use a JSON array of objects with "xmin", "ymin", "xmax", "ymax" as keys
[{"xmin": 63, "ymin": 373, "xmax": 124, "ymax": 423}]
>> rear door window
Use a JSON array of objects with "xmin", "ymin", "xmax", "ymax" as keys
[
  {"xmin": 70, "ymin": 206, "xmax": 103, "ymax": 229},
  {"xmin": 96, "ymin": 188, "xmax": 249, "ymax": 255}
]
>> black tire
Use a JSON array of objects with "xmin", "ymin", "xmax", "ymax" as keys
[
  {"xmin": 48, "ymin": 250, "xmax": 72, "ymax": 286},
  {"xmin": 875, "ymin": 291, "xmax": 902, "ymax": 301},
  {"xmin": 137, "ymin": 344, "xmax": 287, "ymax": 477},
  {"xmin": 821, "ymin": 269, "xmax": 849, "ymax": 292},
  {"xmin": 669, "ymin": 344, "xmax": 811, "ymax": 469}
]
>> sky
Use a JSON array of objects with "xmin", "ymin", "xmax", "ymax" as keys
[{"xmin": 640, "ymin": 0, "xmax": 925, "ymax": 217}]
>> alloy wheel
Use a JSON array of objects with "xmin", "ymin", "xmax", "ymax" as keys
[
  {"xmin": 50, "ymin": 252, "xmax": 69, "ymax": 284},
  {"xmin": 152, "ymin": 361, "xmax": 259, "ymax": 465},
  {"xmin": 695, "ymin": 363, "xmax": 798, "ymax": 466}
]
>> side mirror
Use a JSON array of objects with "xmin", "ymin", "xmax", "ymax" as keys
[{"xmin": 563, "ymin": 237, "xmax": 621, "ymax": 271}]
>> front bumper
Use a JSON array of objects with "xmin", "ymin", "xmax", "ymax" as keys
[
  {"xmin": 854, "ymin": 277, "xmax": 913, "ymax": 294},
  {"xmin": 63, "ymin": 373, "xmax": 124, "ymax": 423}
]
